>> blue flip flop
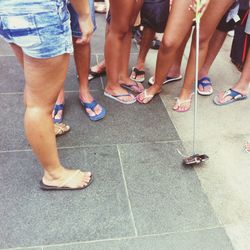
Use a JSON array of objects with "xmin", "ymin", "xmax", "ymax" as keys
[
  {"xmin": 197, "ymin": 77, "xmax": 213, "ymax": 96},
  {"xmin": 213, "ymin": 88, "xmax": 248, "ymax": 106},
  {"xmin": 80, "ymin": 99, "xmax": 106, "ymax": 121},
  {"xmin": 53, "ymin": 104, "xmax": 64, "ymax": 123}
]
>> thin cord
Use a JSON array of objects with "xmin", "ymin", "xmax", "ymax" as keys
[{"xmin": 193, "ymin": 20, "xmax": 200, "ymax": 155}]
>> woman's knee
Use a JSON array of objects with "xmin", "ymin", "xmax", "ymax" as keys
[
  {"xmin": 161, "ymin": 37, "xmax": 181, "ymax": 53},
  {"xmin": 109, "ymin": 22, "xmax": 131, "ymax": 39}
]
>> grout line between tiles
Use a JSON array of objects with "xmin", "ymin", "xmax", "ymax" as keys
[
  {"xmin": 0, "ymin": 140, "xmax": 181, "ymax": 154},
  {"xmin": 117, "ymin": 145, "xmax": 138, "ymax": 237},
  {"xmin": 2, "ymin": 225, "xmax": 225, "ymax": 250}
]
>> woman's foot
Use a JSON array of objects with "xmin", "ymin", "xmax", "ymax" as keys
[
  {"xmin": 54, "ymin": 123, "xmax": 70, "ymax": 136},
  {"xmin": 130, "ymin": 67, "xmax": 145, "ymax": 83},
  {"xmin": 148, "ymin": 74, "xmax": 182, "ymax": 85},
  {"xmin": 79, "ymin": 92, "xmax": 104, "ymax": 119},
  {"xmin": 213, "ymin": 88, "xmax": 248, "ymax": 106},
  {"xmin": 198, "ymin": 76, "xmax": 213, "ymax": 96},
  {"xmin": 88, "ymin": 63, "xmax": 106, "ymax": 81},
  {"xmin": 173, "ymin": 93, "xmax": 193, "ymax": 112},
  {"xmin": 104, "ymin": 86, "xmax": 136, "ymax": 104},
  {"xmin": 52, "ymin": 103, "xmax": 64, "ymax": 124},
  {"xmin": 136, "ymin": 86, "xmax": 161, "ymax": 104},
  {"xmin": 119, "ymin": 74, "xmax": 144, "ymax": 93},
  {"xmin": 41, "ymin": 168, "xmax": 92, "ymax": 190}
]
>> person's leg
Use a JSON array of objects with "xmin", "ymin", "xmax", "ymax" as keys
[
  {"xmin": 214, "ymin": 47, "xmax": 250, "ymax": 104},
  {"xmin": 168, "ymin": 30, "xmax": 191, "ymax": 77},
  {"xmin": 52, "ymin": 89, "xmax": 65, "ymax": 123},
  {"xmin": 198, "ymin": 29, "xmax": 227, "ymax": 93},
  {"xmin": 73, "ymin": 38, "xmax": 104, "ymax": 118},
  {"xmin": 149, "ymin": 29, "xmax": 191, "ymax": 85},
  {"xmin": 104, "ymin": 0, "xmax": 143, "ymax": 103},
  {"xmin": 174, "ymin": 0, "xmax": 234, "ymax": 111},
  {"xmin": 137, "ymin": 0, "xmax": 194, "ymax": 103},
  {"xmin": 130, "ymin": 27, "xmax": 156, "ymax": 82},
  {"xmin": 10, "ymin": 44, "xmax": 91, "ymax": 188},
  {"xmin": 118, "ymin": 30, "xmax": 144, "ymax": 93}
]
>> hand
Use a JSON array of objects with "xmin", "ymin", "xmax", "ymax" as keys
[
  {"xmin": 189, "ymin": 0, "xmax": 210, "ymax": 18},
  {"xmin": 76, "ymin": 15, "xmax": 94, "ymax": 44}
]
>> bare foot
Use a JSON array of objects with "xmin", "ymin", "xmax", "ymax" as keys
[
  {"xmin": 173, "ymin": 92, "xmax": 193, "ymax": 112},
  {"xmin": 43, "ymin": 168, "xmax": 92, "ymax": 189},
  {"xmin": 79, "ymin": 92, "xmax": 103, "ymax": 117},
  {"xmin": 136, "ymin": 86, "xmax": 161, "ymax": 104},
  {"xmin": 105, "ymin": 86, "xmax": 136, "ymax": 103},
  {"xmin": 130, "ymin": 67, "xmax": 145, "ymax": 83}
]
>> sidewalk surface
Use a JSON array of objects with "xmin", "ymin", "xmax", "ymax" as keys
[{"xmin": 0, "ymin": 14, "xmax": 249, "ymax": 250}]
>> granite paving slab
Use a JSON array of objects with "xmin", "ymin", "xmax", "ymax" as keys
[
  {"xmin": 118, "ymin": 142, "xmax": 219, "ymax": 235},
  {"xmin": 0, "ymin": 146, "xmax": 135, "ymax": 249},
  {"xmin": 44, "ymin": 228, "xmax": 233, "ymax": 250},
  {"xmin": 56, "ymin": 91, "xmax": 179, "ymax": 147}
]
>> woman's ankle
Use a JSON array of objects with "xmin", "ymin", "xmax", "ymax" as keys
[{"xmin": 43, "ymin": 166, "xmax": 65, "ymax": 181}]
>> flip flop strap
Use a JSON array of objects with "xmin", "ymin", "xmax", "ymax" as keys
[
  {"xmin": 198, "ymin": 77, "xmax": 212, "ymax": 87},
  {"xmin": 54, "ymin": 104, "xmax": 64, "ymax": 116},
  {"xmin": 83, "ymin": 100, "xmax": 98, "ymax": 110},
  {"xmin": 133, "ymin": 67, "xmax": 145, "ymax": 77},
  {"xmin": 199, "ymin": 77, "xmax": 211, "ymax": 83},
  {"xmin": 223, "ymin": 88, "xmax": 244, "ymax": 99},
  {"xmin": 58, "ymin": 170, "xmax": 81, "ymax": 188}
]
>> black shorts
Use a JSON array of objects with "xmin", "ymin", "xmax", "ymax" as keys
[
  {"xmin": 217, "ymin": 4, "xmax": 242, "ymax": 32},
  {"xmin": 141, "ymin": 0, "xmax": 169, "ymax": 33}
]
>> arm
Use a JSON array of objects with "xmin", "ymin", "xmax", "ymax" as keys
[{"xmin": 70, "ymin": 0, "xmax": 94, "ymax": 44}]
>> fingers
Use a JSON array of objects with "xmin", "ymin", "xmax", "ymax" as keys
[
  {"xmin": 75, "ymin": 32, "xmax": 93, "ymax": 44},
  {"xmin": 76, "ymin": 15, "xmax": 94, "ymax": 45}
]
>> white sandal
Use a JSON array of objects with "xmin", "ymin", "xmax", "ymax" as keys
[
  {"xmin": 173, "ymin": 94, "xmax": 193, "ymax": 112},
  {"xmin": 136, "ymin": 90, "xmax": 155, "ymax": 104}
]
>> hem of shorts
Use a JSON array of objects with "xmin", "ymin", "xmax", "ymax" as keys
[
  {"xmin": 22, "ymin": 49, "xmax": 73, "ymax": 59},
  {"xmin": 142, "ymin": 24, "xmax": 165, "ymax": 34}
]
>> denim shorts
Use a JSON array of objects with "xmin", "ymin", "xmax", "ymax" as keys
[
  {"xmin": 0, "ymin": 0, "xmax": 73, "ymax": 59},
  {"xmin": 68, "ymin": 0, "xmax": 96, "ymax": 38}
]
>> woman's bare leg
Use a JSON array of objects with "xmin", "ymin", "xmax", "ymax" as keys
[
  {"xmin": 118, "ymin": 30, "xmax": 144, "ymax": 92},
  {"xmin": 131, "ymin": 27, "xmax": 156, "ymax": 80},
  {"xmin": 137, "ymin": 0, "xmax": 194, "ymax": 103},
  {"xmin": 11, "ymin": 44, "xmax": 91, "ymax": 188},
  {"xmin": 73, "ymin": 37, "xmax": 103, "ymax": 117},
  {"xmin": 176, "ymin": 0, "xmax": 234, "ymax": 111},
  {"xmin": 105, "ymin": 0, "xmax": 143, "ymax": 102}
]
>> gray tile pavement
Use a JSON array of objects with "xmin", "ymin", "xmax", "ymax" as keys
[
  {"xmin": 0, "ymin": 12, "xmax": 235, "ymax": 250},
  {"xmin": 44, "ymin": 228, "xmax": 233, "ymax": 250}
]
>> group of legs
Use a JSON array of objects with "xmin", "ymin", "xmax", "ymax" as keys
[
  {"xmin": 91, "ymin": 0, "xmax": 236, "ymax": 113},
  {"xmin": 52, "ymin": 1, "xmax": 105, "ymax": 127},
  {"xmin": 1, "ymin": 0, "xmax": 249, "ymax": 192}
]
